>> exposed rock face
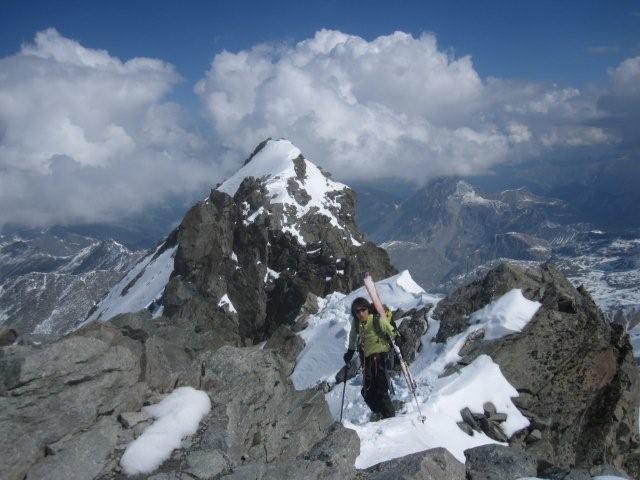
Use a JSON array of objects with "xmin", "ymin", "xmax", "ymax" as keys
[
  {"xmin": 435, "ymin": 262, "xmax": 640, "ymax": 474},
  {"xmin": 161, "ymin": 139, "xmax": 395, "ymax": 344},
  {"xmin": 359, "ymin": 447, "xmax": 465, "ymax": 480},
  {"xmin": 0, "ymin": 322, "xmax": 146, "ymax": 480},
  {"xmin": 394, "ymin": 305, "xmax": 431, "ymax": 365},
  {"xmin": 464, "ymin": 444, "xmax": 537, "ymax": 480}
]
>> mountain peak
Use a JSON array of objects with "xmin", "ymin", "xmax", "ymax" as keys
[{"xmin": 217, "ymin": 139, "xmax": 353, "ymax": 246}]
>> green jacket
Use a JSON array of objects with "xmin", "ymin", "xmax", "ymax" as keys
[{"xmin": 347, "ymin": 309, "xmax": 397, "ymax": 357}]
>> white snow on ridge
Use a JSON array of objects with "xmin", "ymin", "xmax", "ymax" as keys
[
  {"xmin": 85, "ymin": 244, "xmax": 177, "ymax": 324},
  {"xmin": 468, "ymin": 289, "xmax": 541, "ymax": 340},
  {"xmin": 120, "ymin": 387, "xmax": 211, "ymax": 475},
  {"xmin": 292, "ymin": 275, "xmax": 539, "ymax": 468}
]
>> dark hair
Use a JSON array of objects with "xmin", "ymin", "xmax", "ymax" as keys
[{"xmin": 351, "ymin": 297, "xmax": 371, "ymax": 318}]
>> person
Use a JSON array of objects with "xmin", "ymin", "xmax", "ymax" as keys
[{"xmin": 343, "ymin": 297, "xmax": 397, "ymax": 420}]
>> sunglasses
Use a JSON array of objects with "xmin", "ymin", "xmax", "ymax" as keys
[{"xmin": 355, "ymin": 307, "xmax": 368, "ymax": 314}]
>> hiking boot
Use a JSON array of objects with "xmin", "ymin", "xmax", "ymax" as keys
[
  {"xmin": 369, "ymin": 412, "xmax": 383, "ymax": 422},
  {"xmin": 392, "ymin": 399, "xmax": 404, "ymax": 413}
]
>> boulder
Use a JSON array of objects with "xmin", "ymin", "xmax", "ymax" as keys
[
  {"xmin": 0, "ymin": 328, "xmax": 18, "ymax": 346},
  {"xmin": 360, "ymin": 447, "xmax": 465, "ymax": 480},
  {"xmin": 216, "ymin": 424, "xmax": 359, "ymax": 480},
  {"xmin": 394, "ymin": 306, "xmax": 431, "ymax": 365},
  {"xmin": 264, "ymin": 325, "xmax": 305, "ymax": 369},
  {"xmin": 25, "ymin": 416, "xmax": 122, "ymax": 480},
  {"xmin": 464, "ymin": 444, "xmax": 537, "ymax": 480}
]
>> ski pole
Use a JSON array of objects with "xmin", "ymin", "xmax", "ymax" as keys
[
  {"xmin": 339, "ymin": 371, "xmax": 347, "ymax": 423},
  {"xmin": 390, "ymin": 338, "xmax": 425, "ymax": 422}
]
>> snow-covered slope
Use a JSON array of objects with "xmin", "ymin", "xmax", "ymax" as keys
[
  {"xmin": 85, "ymin": 242, "xmax": 177, "ymax": 323},
  {"xmin": 291, "ymin": 271, "xmax": 539, "ymax": 468}
]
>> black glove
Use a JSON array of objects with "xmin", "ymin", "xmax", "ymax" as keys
[{"xmin": 343, "ymin": 349, "xmax": 355, "ymax": 364}]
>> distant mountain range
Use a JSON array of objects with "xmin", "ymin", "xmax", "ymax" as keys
[
  {"xmin": 0, "ymin": 229, "xmax": 142, "ymax": 339},
  {"xmin": 355, "ymin": 177, "xmax": 640, "ymax": 321}
]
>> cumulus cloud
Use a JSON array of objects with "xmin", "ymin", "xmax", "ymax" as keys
[
  {"xmin": 595, "ymin": 56, "xmax": 640, "ymax": 144},
  {"xmin": 195, "ymin": 29, "xmax": 614, "ymax": 185},
  {"xmin": 0, "ymin": 29, "xmax": 217, "ymax": 227}
]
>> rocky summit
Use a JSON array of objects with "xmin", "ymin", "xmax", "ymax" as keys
[{"xmin": 86, "ymin": 139, "xmax": 395, "ymax": 344}]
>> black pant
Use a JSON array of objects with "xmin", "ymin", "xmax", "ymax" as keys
[{"xmin": 361, "ymin": 352, "xmax": 395, "ymax": 418}]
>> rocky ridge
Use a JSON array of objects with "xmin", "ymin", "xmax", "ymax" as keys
[{"xmin": 433, "ymin": 262, "xmax": 640, "ymax": 476}]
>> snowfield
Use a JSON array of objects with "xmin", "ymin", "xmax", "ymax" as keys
[{"xmin": 291, "ymin": 271, "xmax": 539, "ymax": 468}]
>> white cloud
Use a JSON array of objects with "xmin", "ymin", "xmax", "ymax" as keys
[
  {"xmin": 609, "ymin": 56, "xmax": 640, "ymax": 97},
  {"xmin": 196, "ymin": 30, "xmax": 614, "ymax": 185},
  {"xmin": 0, "ymin": 29, "xmax": 216, "ymax": 227}
]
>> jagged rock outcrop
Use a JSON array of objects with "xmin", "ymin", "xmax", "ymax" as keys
[
  {"xmin": 0, "ymin": 322, "xmax": 147, "ymax": 480},
  {"xmin": 359, "ymin": 448, "xmax": 465, "ymax": 480},
  {"xmin": 394, "ymin": 305, "xmax": 431, "ymax": 365},
  {"xmin": 464, "ymin": 444, "xmax": 537, "ymax": 480},
  {"xmin": 434, "ymin": 262, "xmax": 640, "ymax": 476}
]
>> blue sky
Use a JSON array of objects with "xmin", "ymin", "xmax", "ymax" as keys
[
  {"xmin": 3, "ymin": 1, "xmax": 639, "ymax": 88},
  {"xmin": 0, "ymin": 0, "xmax": 639, "ymax": 227}
]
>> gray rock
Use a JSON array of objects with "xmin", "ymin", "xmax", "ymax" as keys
[
  {"xmin": 483, "ymin": 401, "xmax": 497, "ymax": 416},
  {"xmin": 264, "ymin": 325, "xmax": 305, "ymax": 369},
  {"xmin": 195, "ymin": 345, "xmax": 333, "ymax": 467},
  {"xmin": 489, "ymin": 412, "xmax": 508, "ymax": 423},
  {"xmin": 464, "ymin": 444, "xmax": 536, "ymax": 480},
  {"xmin": 395, "ymin": 306, "xmax": 430, "ymax": 365},
  {"xmin": 0, "ymin": 328, "xmax": 18, "ymax": 346},
  {"xmin": 0, "ymin": 322, "xmax": 145, "ymax": 480},
  {"xmin": 185, "ymin": 449, "xmax": 231, "ymax": 478},
  {"xmin": 360, "ymin": 447, "xmax": 465, "ymax": 480},
  {"xmin": 118, "ymin": 410, "xmax": 152, "ymax": 429},
  {"xmin": 219, "ymin": 423, "xmax": 359, "ymax": 480},
  {"xmin": 478, "ymin": 417, "xmax": 508, "ymax": 442},
  {"xmin": 525, "ymin": 428, "xmax": 542, "ymax": 443},
  {"xmin": 460, "ymin": 407, "xmax": 481, "ymax": 432},
  {"xmin": 435, "ymin": 263, "xmax": 640, "ymax": 471},
  {"xmin": 456, "ymin": 421, "xmax": 474, "ymax": 436},
  {"xmin": 26, "ymin": 416, "xmax": 121, "ymax": 480}
]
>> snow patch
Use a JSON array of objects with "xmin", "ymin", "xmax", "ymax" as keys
[
  {"xmin": 468, "ymin": 289, "xmax": 541, "ymax": 340},
  {"xmin": 218, "ymin": 294, "xmax": 237, "ymax": 313},
  {"xmin": 120, "ymin": 387, "xmax": 211, "ymax": 475}
]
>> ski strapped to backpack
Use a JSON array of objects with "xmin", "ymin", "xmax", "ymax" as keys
[{"xmin": 363, "ymin": 272, "xmax": 426, "ymax": 423}]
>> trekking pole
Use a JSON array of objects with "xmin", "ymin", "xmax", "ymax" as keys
[
  {"xmin": 339, "ymin": 370, "xmax": 347, "ymax": 423},
  {"xmin": 390, "ymin": 337, "xmax": 426, "ymax": 423}
]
